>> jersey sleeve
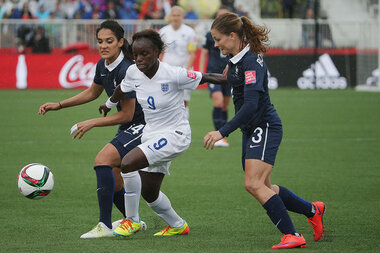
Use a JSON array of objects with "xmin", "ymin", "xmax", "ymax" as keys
[
  {"xmin": 176, "ymin": 67, "xmax": 202, "ymax": 90},
  {"xmin": 93, "ymin": 61, "xmax": 102, "ymax": 85},
  {"xmin": 243, "ymin": 55, "xmax": 266, "ymax": 93},
  {"xmin": 187, "ymin": 28, "xmax": 197, "ymax": 51},
  {"xmin": 120, "ymin": 67, "xmax": 134, "ymax": 93}
]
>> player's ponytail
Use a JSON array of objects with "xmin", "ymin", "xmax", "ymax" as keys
[
  {"xmin": 96, "ymin": 20, "xmax": 134, "ymax": 61},
  {"xmin": 211, "ymin": 13, "xmax": 270, "ymax": 54}
]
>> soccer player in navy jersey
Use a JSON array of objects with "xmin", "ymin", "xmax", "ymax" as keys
[
  {"xmin": 38, "ymin": 20, "xmax": 146, "ymax": 238},
  {"xmin": 203, "ymin": 13, "xmax": 326, "ymax": 249},
  {"xmin": 199, "ymin": 7, "xmax": 231, "ymax": 147}
]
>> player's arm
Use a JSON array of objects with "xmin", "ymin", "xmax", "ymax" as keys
[
  {"xmin": 186, "ymin": 43, "xmax": 197, "ymax": 70},
  {"xmin": 72, "ymin": 97, "xmax": 136, "ymax": 139},
  {"xmin": 38, "ymin": 82, "xmax": 104, "ymax": 115},
  {"xmin": 98, "ymin": 84, "xmax": 125, "ymax": 116},
  {"xmin": 200, "ymin": 73, "xmax": 228, "ymax": 85},
  {"xmin": 198, "ymin": 48, "xmax": 208, "ymax": 73}
]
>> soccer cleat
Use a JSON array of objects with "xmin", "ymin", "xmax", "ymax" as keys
[
  {"xmin": 214, "ymin": 138, "xmax": 229, "ymax": 147},
  {"xmin": 272, "ymin": 234, "xmax": 306, "ymax": 249},
  {"xmin": 112, "ymin": 219, "xmax": 123, "ymax": 230},
  {"xmin": 308, "ymin": 201, "xmax": 326, "ymax": 241},
  {"xmin": 80, "ymin": 222, "xmax": 114, "ymax": 239},
  {"xmin": 154, "ymin": 221, "xmax": 189, "ymax": 236},
  {"xmin": 113, "ymin": 218, "xmax": 147, "ymax": 237}
]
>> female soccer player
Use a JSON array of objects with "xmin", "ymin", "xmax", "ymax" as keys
[
  {"xmin": 38, "ymin": 20, "xmax": 146, "ymax": 238},
  {"xmin": 99, "ymin": 29, "xmax": 225, "ymax": 237},
  {"xmin": 203, "ymin": 13, "xmax": 326, "ymax": 249}
]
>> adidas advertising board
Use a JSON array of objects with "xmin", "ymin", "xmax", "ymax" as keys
[{"xmin": 297, "ymin": 54, "xmax": 347, "ymax": 89}]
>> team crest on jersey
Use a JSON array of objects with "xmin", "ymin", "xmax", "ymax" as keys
[
  {"xmin": 161, "ymin": 83, "xmax": 169, "ymax": 92},
  {"xmin": 187, "ymin": 70, "xmax": 197, "ymax": 79},
  {"xmin": 245, "ymin": 71, "xmax": 256, "ymax": 84}
]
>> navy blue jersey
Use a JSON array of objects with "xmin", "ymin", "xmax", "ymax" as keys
[
  {"xmin": 219, "ymin": 46, "xmax": 281, "ymax": 137},
  {"xmin": 94, "ymin": 56, "xmax": 145, "ymax": 130},
  {"xmin": 203, "ymin": 32, "xmax": 230, "ymax": 73}
]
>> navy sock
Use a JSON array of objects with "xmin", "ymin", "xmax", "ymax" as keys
[
  {"xmin": 262, "ymin": 194, "xmax": 297, "ymax": 235},
  {"xmin": 221, "ymin": 110, "xmax": 228, "ymax": 126},
  {"xmin": 212, "ymin": 107, "xmax": 223, "ymax": 130},
  {"xmin": 113, "ymin": 188, "xmax": 126, "ymax": 218},
  {"xmin": 94, "ymin": 165, "xmax": 115, "ymax": 229},
  {"xmin": 278, "ymin": 185, "xmax": 314, "ymax": 218}
]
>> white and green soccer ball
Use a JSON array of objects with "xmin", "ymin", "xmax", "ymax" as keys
[{"xmin": 17, "ymin": 163, "xmax": 54, "ymax": 200}]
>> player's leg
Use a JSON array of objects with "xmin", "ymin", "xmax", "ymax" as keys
[
  {"xmin": 245, "ymin": 159, "xmax": 306, "ymax": 249},
  {"xmin": 271, "ymin": 184, "xmax": 325, "ymax": 241},
  {"xmin": 140, "ymin": 171, "xmax": 189, "ymax": 236},
  {"xmin": 80, "ymin": 143, "xmax": 121, "ymax": 238},
  {"xmin": 210, "ymin": 84, "xmax": 229, "ymax": 147}
]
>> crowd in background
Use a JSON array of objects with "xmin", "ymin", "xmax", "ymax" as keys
[{"xmin": 0, "ymin": 0, "xmax": 250, "ymax": 21}]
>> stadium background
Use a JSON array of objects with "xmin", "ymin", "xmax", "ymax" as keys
[{"xmin": 1, "ymin": 0, "xmax": 380, "ymax": 252}]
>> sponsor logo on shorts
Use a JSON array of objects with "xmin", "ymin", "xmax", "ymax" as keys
[{"xmin": 187, "ymin": 70, "xmax": 197, "ymax": 79}]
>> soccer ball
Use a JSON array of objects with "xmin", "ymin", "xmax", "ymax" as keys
[{"xmin": 17, "ymin": 163, "xmax": 54, "ymax": 200}]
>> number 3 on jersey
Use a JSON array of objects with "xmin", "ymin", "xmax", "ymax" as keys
[{"xmin": 147, "ymin": 96, "xmax": 156, "ymax": 110}]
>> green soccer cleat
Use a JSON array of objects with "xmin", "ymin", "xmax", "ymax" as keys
[
  {"xmin": 154, "ymin": 221, "xmax": 189, "ymax": 236},
  {"xmin": 113, "ymin": 218, "xmax": 147, "ymax": 237}
]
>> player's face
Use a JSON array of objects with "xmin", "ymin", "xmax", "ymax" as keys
[
  {"xmin": 132, "ymin": 38, "xmax": 159, "ymax": 76},
  {"xmin": 211, "ymin": 28, "xmax": 238, "ymax": 56},
  {"xmin": 97, "ymin": 28, "xmax": 123, "ymax": 64},
  {"xmin": 170, "ymin": 9, "xmax": 183, "ymax": 29}
]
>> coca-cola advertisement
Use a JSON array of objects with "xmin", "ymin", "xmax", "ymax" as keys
[{"xmin": 1, "ymin": 54, "xmax": 99, "ymax": 89}]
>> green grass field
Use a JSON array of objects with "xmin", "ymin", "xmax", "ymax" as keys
[{"xmin": 0, "ymin": 89, "xmax": 379, "ymax": 252}]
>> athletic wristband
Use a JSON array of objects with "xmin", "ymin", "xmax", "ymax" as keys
[{"xmin": 105, "ymin": 98, "xmax": 118, "ymax": 109}]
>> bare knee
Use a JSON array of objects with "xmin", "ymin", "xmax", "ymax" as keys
[{"xmin": 244, "ymin": 179, "xmax": 264, "ymax": 197}]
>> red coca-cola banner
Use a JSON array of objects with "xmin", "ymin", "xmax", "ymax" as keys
[
  {"xmin": 1, "ymin": 54, "xmax": 99, "ymax": 89},
  {"xmin": 0, "ymin": 51, "xmax": 207, "ymax": 89}
]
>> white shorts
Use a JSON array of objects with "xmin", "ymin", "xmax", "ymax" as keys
[
  {"xmin": 183, "ymin": 89, "xmax": 191, "ymax": 102},
  {"xmin": 139, "ymin": 130, "xmax": 191, "ymax": 175}
]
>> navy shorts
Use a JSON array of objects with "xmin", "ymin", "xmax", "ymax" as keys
[
  {"xmin": 110, "ymin": 123, "xmax": 145, "ymax": 159},
  {"xmin": 241, "ymin": 122, "xmax": 282, "ymax": 169},
  {"xmin": 208, "ymin": 83, "xmax": 231, "ymax": 97}
]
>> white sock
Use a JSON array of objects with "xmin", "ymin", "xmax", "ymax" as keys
[
  {"xmin": 147, "ymin": 191, "xmax": 184, "ymax": 228},
  {"xmin": 122, "ymin": 171, "xmax": 141, "ymax": 222}
]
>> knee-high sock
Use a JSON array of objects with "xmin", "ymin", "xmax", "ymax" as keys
[
  {"xmin": 278, "ymin": 185, "xmax": 314, "ymax": 218},
  {"xmin": 122, "ymin": 171, "xmax": 141, "ymax": 222},
  {"xmin": 221, "ymin": 110, "xmax": 228, "ymax": 126},
  {"xmin": 262, "ymin": 194, "xmax": 297, "ymax": 235},
  {"xmin": 94, "ymin": 165, "xmax": 115, "ymax": 229},
  {"xmin": 113, "ymin": 187, "xmax": 126, "ymax": 218},
  {"xmin": 147, "ymin": 191, "xmax": 184, "ymax": 228},
  {"xmin": 213, "ymin": 107, "xmax": 224, "ymax": 130}
]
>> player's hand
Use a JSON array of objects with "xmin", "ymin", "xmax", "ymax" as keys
[
  {"xmin": 70, "ymin": 120, "xmax": 96, "ymax": 139},
  {"xmin": 38, "ymin": 102, "xmax": 60, "ymax": 115},
  {"xmin": 203, "ymin": 131, "xmax": 223, "ymax": 150},
  {"xmin": 99, "ymin": 103, "xmax": 111, "ymax": 117}
]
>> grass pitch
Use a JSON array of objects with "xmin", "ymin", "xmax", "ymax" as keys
[{"xmin": 0, "ymin": 89, "xmax": 379, "ymax": 252}]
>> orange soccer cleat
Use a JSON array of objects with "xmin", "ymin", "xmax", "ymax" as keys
[
  {"xmin": 308, "ymin": 201, "xmax": 326, "ymax": 241},
  {"xmin": 272, "ymin": 234, "xmax": 306, "ymax": 249}
]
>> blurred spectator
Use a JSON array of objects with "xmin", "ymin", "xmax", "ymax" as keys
[
  {"xmin": 53, "ymin": 0, "xmax": 68, "ymax": 19},
  {"xmin": 139, "ymin": 0, "xmax": 163, "ymax": 19},
  {"xmin": 35, "ymin": 3, "xmax": 50, "ymax": 19},
  {"xmin": 221, "ymin": 0, "xmax": 235, "ymax": 12},
  {"xmin": 184, "ymin": 5, "xmax": 198, "ymax": 19},
  {"xmin": 61, "ymin": 0, "xmax": 79, "ymax": 19},
  {"xmin": 91, "ymin": 3, "xmax": 103, "ymax": 19},
  {"xmin": 20, "ymin": 2, "xmax": 33, "ymax": 19},
  {"xmin": 103, "ymin": 1, "xmax": 119, "ymax": 19},
  {"xmin": 280, "ymin": 0, "xmax": 297, "ymax": 18},
  {"xmin": 118, "ymin": 1, "xmax": 138, "ymax": 19},
  {"xmin": 90, "ymin": 0, "xmax": 106, "ymax": 12},
  {"xmin": 0, "ymin": 0, "xmax": 7, "ymax": 19},
  {"xmin": 27, "ymin": 26, "xmax": 51, "ymax": 53},
  {"xmin": 234, "ymin": 4, "xmax": 248, "ymax": 17}
]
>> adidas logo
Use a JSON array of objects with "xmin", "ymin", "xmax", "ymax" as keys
[{"xmin": 297, "ymin": 53, "xmax": 347, "ymax": 89}]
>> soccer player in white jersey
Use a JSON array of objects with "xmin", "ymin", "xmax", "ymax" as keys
[
  {"xmin": 99, "ymin": 29, "xmax": 226, "ymax": 237},
  {"xmin": 159, "ymin": 5, "xmax": 197, "ymax": 118}
]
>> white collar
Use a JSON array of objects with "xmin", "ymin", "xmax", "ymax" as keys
[
  {"xmin": 229, "ymin": 44, "xmax": 250, "ymax": 64},
  {"xmin": 105, "ymin": 51, "xmax": 124, "ymax": 72}
]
